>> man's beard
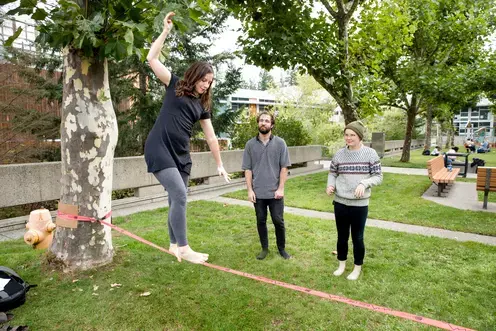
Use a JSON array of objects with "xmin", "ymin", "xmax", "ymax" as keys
[{"xmin": 258, "ymin": 126, "xmax": 271, "ymax": 134}]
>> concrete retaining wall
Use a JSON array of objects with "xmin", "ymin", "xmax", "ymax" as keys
[{"xmin": 0, "ymin": 145, "xmax": 323, "ymax": 208}]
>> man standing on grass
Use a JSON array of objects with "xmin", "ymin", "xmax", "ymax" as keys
[{"xmin": 242, "ymin": 111, "xmax": 292, "ymax": 260}]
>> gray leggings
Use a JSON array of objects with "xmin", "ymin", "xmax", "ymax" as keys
[{"xmin": 153, "ymin": 167, "xmax": 189, "ymax": 246}]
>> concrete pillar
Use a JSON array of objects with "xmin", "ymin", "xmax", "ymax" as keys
[{"xmin": 371, "ymin": 132, "xmax": 386, "ymax": 158}]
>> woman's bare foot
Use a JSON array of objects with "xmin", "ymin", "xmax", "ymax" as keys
[
  {"xmin": 178, "ymin": 245, "xmax": 209, "ymax": 264},
  {"xmin": 169, "ymin": 243, "xmax": 181, "ymax": 262}
]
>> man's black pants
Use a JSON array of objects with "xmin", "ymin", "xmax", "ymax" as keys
[{"xmin": 254, "ymin": 198, "xmax": 285, "ymax": 251}]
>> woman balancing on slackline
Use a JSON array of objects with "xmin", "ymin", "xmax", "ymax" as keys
[{"xmin": 145, "ymin": 12, "xmax": 230, "ymax": 264}]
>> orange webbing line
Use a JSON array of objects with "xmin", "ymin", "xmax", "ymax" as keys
[{"xmin": 60, "ymin": 214, "xmax": 474, "ymax": 331}]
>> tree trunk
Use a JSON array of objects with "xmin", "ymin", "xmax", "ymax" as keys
[
  {"xmin": 445, "ymin": 126, "xmax": 451, "ymax": 149},
  {"xmin": 400, "ymin": 104, "xmax": 418, "ymax": 162},
  {"xmin": 50, "ymin": 49, "xmax": 118, "ymax": 271},
  {"xmin": 449, "ymin": 117, "xmax": 455, "ymax": 147},
  {"xmin": 313, "ymin": 76, "xmax": 359, "ymax": 124},
  {"xmin": 424, "ymin": 104, "xmax": 432, "ymax": 150}
]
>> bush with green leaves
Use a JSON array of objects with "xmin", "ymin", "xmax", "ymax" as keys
[{"xmin": 231, "ymin": 114, "xmax": 310, "ymax": 149}]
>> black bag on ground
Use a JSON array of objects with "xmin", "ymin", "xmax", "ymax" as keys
[
  {"xmin": 471, "ymin": 158, "xmax": 485, "ymax": 168},
  {"xmin": 0, "ymin": 267, "xmax": 35, "ymax": 312}
]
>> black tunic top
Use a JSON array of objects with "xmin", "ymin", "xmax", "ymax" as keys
[{"xmin": 144, "ymin": 74, "xmax": 211, "ymax": 174}]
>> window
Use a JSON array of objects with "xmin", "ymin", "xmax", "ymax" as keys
[
  {"xmin": 232, "ymin": 97, "xmax": 249, "ymax": 102},
  {"xmin": 231, "ymin": 103, "xmax": 246, "ymax": 111},
  {"xmin": 479, "ymin": 108, "xmax": 489, "ymax": 120}
]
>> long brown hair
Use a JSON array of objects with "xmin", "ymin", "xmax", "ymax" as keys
[{"xmin": 175, "ymin": 61, "xmax": 214, "ymax": 111}]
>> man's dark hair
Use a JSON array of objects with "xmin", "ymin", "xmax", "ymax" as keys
[{"xmin": 256, "ymin": 111, "xmax": 275, "ymax": 126}]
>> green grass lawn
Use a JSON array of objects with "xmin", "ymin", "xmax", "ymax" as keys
[
  {"xmin": 1, "ymin": 201, "xmax": 495, "ymax": 330},
  {"xmin": 381, "ymin": 147, "xmax": 496, "ymax": 168},
  {"xmin": 225, "ymin": 172, "xmax": 496, "ymax": 236}
]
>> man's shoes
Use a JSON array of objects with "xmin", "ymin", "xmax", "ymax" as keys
[
  {"xmin": 279, "ymin": 249, "xmax": 291, "ymax": 259},
  {"xmin": 256, "ymin": 248, "xmax": 269, "ymax": 260}
]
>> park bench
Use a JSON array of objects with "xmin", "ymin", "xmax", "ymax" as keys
[
  {"xmin": 444, "ymin": 152, "xmax": 469, "ymax": 177},
  {"xmin": 427, "ymin": 155, "xmax": 460, "ymax": 196},
  {"xmin": 476, "ymin": 167, "xmax": 496, "ymax": 209}
]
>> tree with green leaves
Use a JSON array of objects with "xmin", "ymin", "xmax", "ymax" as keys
[
  {"xmin": 258, "ymin": 70, "xmax": 274, "ymax": 91},
  {"xmin": 285, "ymin": 69, "xmax": 298, "ymax": 87},
  {"xmin": 221, "ymin": 0, "xmax": 363, "ymax": 124},
  {"xmin": 274, "ymin": 74, "xmax": 339, "ymax": 148},
  {"xmin": 0, "ymin": 47, "xmax": 62, "ymax": 163},
  {"xmin": 2, "ymin": 0, "xmax": 213, "ymax": 270},
  {"xmin": 231, "ymin": 114, "xmax": 310, "ymax": 149},
  {"xmin": 355, "ymin": 0, "xmax": 496, "ymax": 161}
]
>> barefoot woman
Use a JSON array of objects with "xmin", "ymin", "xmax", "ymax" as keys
[{"xmin": 145, "ymin": 12, "xmax": 230, "ymax": 264}]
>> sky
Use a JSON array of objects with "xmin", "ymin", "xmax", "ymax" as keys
[{"xmin": 208, "ymin": 16, "xmax": 284, "ymax": 85}]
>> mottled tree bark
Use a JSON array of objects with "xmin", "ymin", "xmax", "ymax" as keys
[{"xmin": 50, "ymin": 49, "xmax": 118, "ymax": 271}]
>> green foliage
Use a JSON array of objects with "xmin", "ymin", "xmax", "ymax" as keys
[
  {"xmin": 355, "ymin": 0, "xmax": 496, "ymax": 161},
  {"xmin": 221, "ymin": 0, "xmax": 363, "ymax": 123},
  {"xmin": 273, "ymin": 75, "xmax": 341, "ymax": 152},
  {"xmin": 6, "ymin": 0, "xmax": 213, "ymax": 60},
  {"xmin": 258, "ymin": 70, "xmax": 274, "ymax": 91},
  {"xmin": 231, "ymin": 115, "xmax": 258, "ymax": 149},
  {"xmin": 0, "ymin": 48, "xmax": 62, "ymax": 163},
  {"xmin": 285, "ymin": 69, "xmax": 298, "ymax": 87},
  {"xmin": 272, "ymin": 116, "xmax": 311, "ymax": 147},
  {"xmin": 366, "ymin": 108, "xmax": 415, "ymax": 140},
  {"xmin": 210, "ymin": 65, "xmax": 244, "ymax": 136},
  {"xmin": 230, "ymin": 114, "xmax": 310, "ymax": 149}
]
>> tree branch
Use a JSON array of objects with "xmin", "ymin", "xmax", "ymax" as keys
[
  {"xmin": 335, "ymin": 0, "xmax": 345, "ymax": 13},
  {"xmin": 346, "ymin": 0, "xmax": 361, "ymax": 20},
  {"xmin": 320, "ymin": 0, "xmax": 338, "ymax": 18},
  {"xmin": 383, "ymin": 103, "xmax": 408, "ymax": 111}
]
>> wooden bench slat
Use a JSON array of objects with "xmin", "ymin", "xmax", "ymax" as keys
[{"xmin": 426, "ymin": 156, "xmax": 460, "ymax": 197}]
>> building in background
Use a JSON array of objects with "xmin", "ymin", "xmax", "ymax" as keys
[
  {"xmin": 221, "ymin": 87, "xmax": 341, "ymax": 122},
  {"xmin": 454, "ymin": 98, "xmax": 495, "ymax": 142}
]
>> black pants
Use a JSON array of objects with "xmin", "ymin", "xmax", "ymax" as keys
[
  {"xmin": 254, "ymin": 198, "xmax": 286, "ymax": 251},
  {"xmin": 333, "ymin": 201, "xmax": 368, "ymax": 265}
]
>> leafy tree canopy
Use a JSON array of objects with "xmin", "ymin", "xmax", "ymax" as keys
[{"xmin": 3, "ymin": 0, "xmax": 213, "ymax": 60}]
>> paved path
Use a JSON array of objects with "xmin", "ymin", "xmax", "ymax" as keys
[
  {"xmin": 423, "ymin": 182, "xmax": 496, "ymax": 212},
  {"xmin": 211, "ymin": 197, "xmax": 496, "ymax": 246}
]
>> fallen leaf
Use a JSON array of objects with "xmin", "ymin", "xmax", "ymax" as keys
[
  {"xmin": 92, "ymin": 293, "xmax": 99, "ymax": 296},
  {"xmin": 72, "ymin": 279, "xmax": 79, "ymax": 283},
  {"xmin": 332, "ymin": 251, "xmax": 337, "ymax": 255},
  {"xmin": 140, "ymin": 292, "xmax": 151, "ymax": 297},
  {"xmin": 93, "ymin": 285, "xmax": 99, "ymax": 291},
  {"xmin": 110, "ymin": 283, "xmax": 122, "ymax": 288}
]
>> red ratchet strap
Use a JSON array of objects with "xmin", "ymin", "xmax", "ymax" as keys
[
  {"xmin": 57, "ymin": 211, "xmax": 112, "ymax": 222},
  {"xmin": 58, "ymin": 211, "xmax": 474, "ymax": 331}
]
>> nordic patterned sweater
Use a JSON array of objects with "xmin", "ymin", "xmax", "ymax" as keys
[{"xmin": 327, "ymin": 145, "xmax": 383, "ymax": 207}]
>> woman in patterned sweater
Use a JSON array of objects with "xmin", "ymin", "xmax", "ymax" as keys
[{"xmin": 326, "ymin": 121, "xmax": 383, "ymax": 280}]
